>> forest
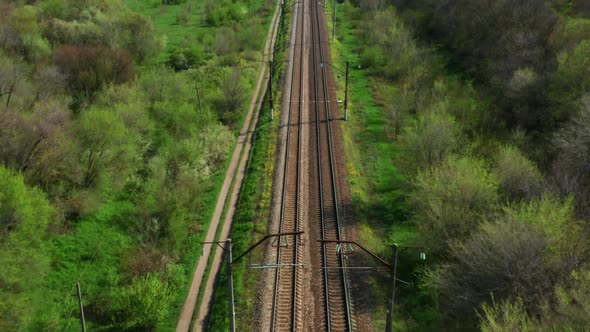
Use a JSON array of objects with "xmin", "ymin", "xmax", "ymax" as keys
[
  {"xmin": 0, "ymin": 0, "xmax": 273, "ymax": 330},
  {"xmin": 339, "ymin": 0, "xmax": 590, "ymax": 329}
]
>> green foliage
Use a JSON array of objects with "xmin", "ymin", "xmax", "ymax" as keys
[
  {"xmin": 74, "ymin": 107, "xmax": 140, "ymax": 188},
  {"xmin": 480, "ymin": 270, "xmax": 590, "ymax": 331},
  {"xmin": 399, "ymin": 110, "xmax": 459, "ymax": 174},
  {"xmin": 0, "ymin": 0, "xmax": 275, "ymax": 329},
  {"xmin": 549, "ymin": 40, "xmax": 590, "ymax": 122},
  {"xmin": 411, "ymin": 156, "xmax": 499, "ymax": 252},
  {"xmin": 205, "ymin": 1, "xmax": 245, "ymax": 27},
  {"xmin": 361, "ymin": 7, "xmax": 422, "ymax": 80},
  {"xmin": 424, "ymin": 195, "xmax": 586, "ymax": 325},
  {"xmin": 346, "ymin": 0, "xmax": 590, "ymax": 330},
  {"xmin": 162, "ymin": 0, "xmax": 187, "ymax": 5},
  {"xmin": 4, "ymin": 5, "xmax": 51, "ymax": 60},
  {"xmin": 0, "ymin": 166, "xmax": 52, "ymax": 330},
  {"xmin": 213, "ymin": 68, "xmax": 247, "ymax": 126},
  {"xmin": 480, "ymin": 297, "xmax": 539, "ymax": 332},
  {"xmin": 551, "ymin": 98, "xmax": 590, "ymax": 213},
  {"xmin": 111, "ymin": 265, "xmax": 184, "ymax": 330},
  {"xmin": 553, "ymin": 270, "xmax": 590, "ymax": 329},
  {"xmin": 41, "ymin": 2, "xmax": 161, "ymax": 63},
  {"xmin": 494, "ymin": 146, "xmax": 543, "ymax": 200},
  {"xmin": 504, "ymin": 196, "xmax": 588, "ymax": 262},
  {"xmin": 425, "ymin": 219, "xmax": 551, "ymax": 322},
  {"xmin": 167, "ymin": 46, "xmax": 205, "ymax": 71},
  {"xmin": 551, "ymin": 17, "xmax": 590, "ymax": 51}
]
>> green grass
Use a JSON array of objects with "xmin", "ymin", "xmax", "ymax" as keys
[
  {"xmin": 206, "ymin": 83, "xmax": 282, "ymax": 331},
  {"xmin": 205, "ymin": 13, "xmax": 289, "ymax": 331},
  {"xmin": 329, "ymin": 1, "xmax": 408, "ymax": 254},
  {"xmin": 327, "ymin": 2, "xmax": 439, "ymax": 330},
  {"xmin": 123, "ymin": 0, "xmax": 271, "ymax": 63}
]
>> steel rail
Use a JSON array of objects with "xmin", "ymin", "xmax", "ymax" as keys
[
  {"xmin": 309, "ymin": 0, "xmax": 331, "ymax": 330},
  {"xmin": 311, "ymin": 0, "xmax": 354, "ymax": 330},
  {"xmin": 270, "ymin": 0, "xmax": 304, "ymax": 330}
]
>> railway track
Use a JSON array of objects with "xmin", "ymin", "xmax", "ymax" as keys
[
  {"xmin": 269, "ymin": 0, "xmax": 355, "ymax": 330},
  {"xmin": 270, "ymin": 0, "xmax": 305, "ymax": 330},
  {"xmin": 309, "ymin": 0, "xmax": 355, "ymax": 331}
]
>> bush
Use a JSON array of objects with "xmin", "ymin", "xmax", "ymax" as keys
[
  {"xmin": 0, "ymin": 166, "xmax": 52, "ymax": 330},
  {"xmin": 111, "ymin": 265, "xmax": 184, "ymax": 330},
  {"xmin": 411, "ymin": 156, "xmax": 499, "ymax": 252},
  {"xmin": 494, "ymin": 146, "xmax": 543, "ymax": 200},
  {"xmin": 167, "ymin": 46, "xmax": 205, "ymax": 71},
  {"xmin": 425, "ymin": 220, "xmax": 551, "ymax": 321},
  {"xmin": 54, "ymin": 45, "xmax": 135, "ymax": 107},
  {"xmin": 480, "ymin": 297, "xmax": 539, "ymax": 332},
  {"xmin": 399, "ymin": 110, "xmax": 459, "ymax": 173}
]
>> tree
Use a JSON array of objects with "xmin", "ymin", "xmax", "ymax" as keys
[
  {"xmin": 411, "ymin": 156, "xmax": 499, "ymax": 252},
  {"xmin": 215, "ymin": 26, "xmax": 236, "ymax": 56},
  {"xmin": 0, "ymin": 102, "xmax": 72, "ymax": 190},
  {"xmin": 479, "ymin": 270, "xmax": 590, "ymax": 331},
  {"xmin": 494, "ymin": 145, "xmax": 543, "ymax": 200},
  {"xmin": 28, "ymin": 66, "xmax": 66, "ymax": 110},
  {"xmin": 424, "ymin": 195, "xmax": 587, "ymax": 323},
  {"xmin": 0, "ymin": 55, "xmax": 29, "ymax": 108},
  {"xmin": 399, "ymin": 110, "xmax": 459, "ymax": 173},
  {"xmin": 214, "ymin": 68, "xmax": 245, "ymax": 126},
  {"xmin": 54, "ymin": 45, "xmax": 135, "ymax": 108},
  {"xmin": 3, "ymin": 5, "xmax": 51, "ymax": 60},
  {"xmin": 551, "ymin": 97, "xmax": 590, "ymax": 213},
  {"xmin": 74, "ymin": 107, "xmax": 139, "ymax": 188},
  {"xmin": 430, "ymin": 0, "xmax": 557, "ymax": 130},
  {"xmin": 425, "ymin": 219, "xmax": 551, "ymax": 322},
  {"xmin": 549, "ymin": 41, "xmax": 590, "ymax": 123},
  {"xmin": 0, "ymin": 166, "xmax": 52, "ymax": 330},
  {"xmin": 504, "ymin": 196, "xmax": 588, "ymax": 271},
  {"xmin": 553, "ymin": 270, "xmax": 590, "ymax": 330},
  {"xmin": 111, "ymin": 265, "xmax": 184, "ymax": 330},
  {"xmin": 480, "ymin": 297, "xmax": 540, "ymax": 332}
]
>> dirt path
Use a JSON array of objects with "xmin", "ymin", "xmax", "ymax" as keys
[{"xmin": 175, "ymin": 4, "xmax": 282, "ymax": 332}]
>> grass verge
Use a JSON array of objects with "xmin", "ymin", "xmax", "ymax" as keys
[
  {"xmin": 326, "ymin": 1, "xmax": 438, "ymax": 330},
  {"xmin": 204, "ymin": 11, "xmax": 290, "ymax": 331}
]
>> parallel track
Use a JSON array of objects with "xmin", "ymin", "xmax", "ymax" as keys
[
  {"xmin": 270, "ymin": 0, "xmax": 304, "ymax": 330},
  {"xmin": 269, "ymin": 0, "xmax": 355, "ymax": 330},
  {"xmin": 309, "ymin": 0, "xmax": 354, "ymax": 331}
]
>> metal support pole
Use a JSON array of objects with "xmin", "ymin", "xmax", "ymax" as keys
[
  {"xmin": 280, "ymin": 2, "xmax": 285, "ymax": 47},
  {"xmin": 269, "ymin": 60, "xmax": 274, "ymax": 121},
  {"xmin": 195, "ymin": 82, "xmax": 202, "ymax": 111},
  {"xmin": 202, "ymin": 232, "xmax": 303, "ymax": 331},
  {"xmin": 386, "ymin": 244, "xmax": 399, "ymax": 332},
  {"xmin": 332, "ymin": 0, "xmax": 336, "ymax": 42},
  {"xmin": 227, "ymin": 239, "xmax": 236, "ymax": 332},
  {"xmin": 344, "ymin": 61, "xmax": 349, "ymax": 121},
  {"xmin": 76, "ymin": 281, "xmax": 87, "ymax": 332}
]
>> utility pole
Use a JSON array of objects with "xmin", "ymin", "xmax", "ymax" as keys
[
  {"xmin": 226, "ymin": 239, "xmax": 236, "ymax": 332},
  {"xmin": 76, "ymin": 281, "xmax": 87, "ymax": 332},
  {"xmin": 321, "ymin": 61, "xmax": 350, "ymax": 120},
  {"xmin": 269, "ymin": 60, "xmax": 274, "ymax": 121},
  {"xmin": 332, "ymin": 0, "xmax": 336, "ymax": 42},
  {"xmin": 319, "ymin": 240, "xmax": 424, "ymax": 332},
  {"xmin": 195, "ymin": 81, "xmax": 202, "ymax": 111},
  {"xmin": 385, "ymin": 244, "xmax": 398, "ymax": 332},
  {"xmin": 202, "ymin": 232, "xmax": 303, "ymax": 332},
  {"xmin": 344, "ymin": 61, "xmax": 349, "ymax": 121}
]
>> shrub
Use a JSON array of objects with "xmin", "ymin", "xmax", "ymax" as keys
[
  {"xmin": 411, "ymin": 156, "xmax": 499, "ymax": 252},
  {"xmin": 494, "ymin": 146, "xmax": 543, "ymax": 200},
  {"xmin": 54, "ymin": 45, "xmax": 135, "ymax": 107}
]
